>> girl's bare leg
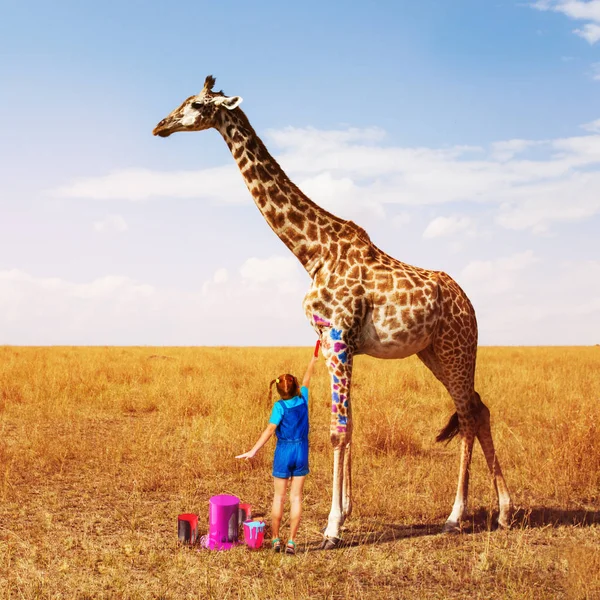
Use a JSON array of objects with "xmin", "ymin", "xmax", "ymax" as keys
[
  {"xmin": 288, "ymin": 475, "xmax": 306, "ymax": 542},
  {"xmin": 271, "ymin": 477, "xmax": 288, "ymax": 539}
]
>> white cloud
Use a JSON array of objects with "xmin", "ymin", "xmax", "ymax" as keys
[
  {"xmin": 495, "ymin": 171, "xmax": 600, "ymax": 231},
  {"xmin": 297, "ymin": 172, "xmax": 385, "ymax": 223},
  {"xmin": 583, "ymin": 118, "xmax": 600, "ymax": 132},
  {"xmin": 213, "ymin": 268, "xmax": 228, "ymax": 284},
  {"xmin": 391, "ymin": 212, "xmax": 411, "ymax": 228},
  {"xmin": 53, "ymin": 166, "xmax": 249, "ymax": 204},
  {"xmin": 459, "ymin": 256, "xmax": 600, "ymax": 345},
  {"xmin": 423, "ymin": 215, "xmax": 474, "ymax": 239},
  {"xmin": 490, "ymin": 139, "xmax": 540, "ymax": 162},
  {"xmin": 50, "ymin": 122, "xmax": 600, "ymax": 234},
  {"xmin": 0, "ymin": 258, "xmax": 311, "ymax": 346},
  {"xmin": 591, "ymin": 62, "xmax": 600, "ymax": 80},
  {"xmin": 267, "ymin": 126, "xmax": 387, "ymax": 150},
  {"xmin": 532, "ymin": 1, "xmax": 600, "ymax": 43},
  {"xmin": 2, "ymin": 255, "xmax": 598, "ymax": 346},
  {"xmin": 93, "ymin": 214, "xmax": 128, "ymax": 233},
  {"xmin": 459, "ymin": 251, "xmax": 539, "ymax": 295},
  {"xmin": 495, "ymin": 250, "xmax": 540, "ymax": 271},
  {"xmin": 0, "ymin": 270, "xmax": 158, "ymax": 341},
  {"xmin": 201, "ymin": 268, "xmax": 229, "ymax": 296},
  {"xmin": 575, "ymin": 22, "xmax": 600, "ymax": 43},
  {"xmin": 239, "ymin": 256, "xmax": 303, "ymax": 293},
  {"xmin": 535, "ymin": 0, "xmax": 600, "ymax": 22}
]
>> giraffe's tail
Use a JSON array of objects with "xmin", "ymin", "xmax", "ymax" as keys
[{"xmin": 436, "ymin": 412, "xmax": 460, "ymax": 444}]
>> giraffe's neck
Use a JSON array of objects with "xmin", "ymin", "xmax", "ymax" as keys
[{"xmin": 215, "ymin": 109, "xmax": 344, "ymax": 278}]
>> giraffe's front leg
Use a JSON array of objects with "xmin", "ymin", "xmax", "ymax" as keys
[
  {"xmin": 321, "ymin": 432, "xmax": 347, "ymax": 549},
  {"xmin": 342, "ymin": 418, "xmax": 353, "ymax": 522},
  {"xmin": 320, "ymin": 328, "xmax": 353, "ymax": 550},
  {"xmin": 443, "ymin": 431, "xmax": 474, "ymax": 533}
]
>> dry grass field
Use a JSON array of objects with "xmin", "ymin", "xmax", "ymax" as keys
[{"xmin": 0, "ymin": 345, "xmax": 599, "ymax": 599}]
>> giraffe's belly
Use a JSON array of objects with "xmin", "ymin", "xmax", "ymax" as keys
[
  {"xmin": 358, "ymin": 335, "xmax": 431, "ymax": 359},
  {"xmin": 357, "ymin": 309, "xmax": 437, "ymax": 359}
]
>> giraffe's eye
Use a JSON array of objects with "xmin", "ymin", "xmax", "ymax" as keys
[{"xmin": 191, "ymin": 102, "xmax": 203, "ymax": 109}]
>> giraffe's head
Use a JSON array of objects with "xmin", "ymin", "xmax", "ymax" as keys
[{"xmin": 152, "ymin": 75, "xmax": 243, "ymax": 138}]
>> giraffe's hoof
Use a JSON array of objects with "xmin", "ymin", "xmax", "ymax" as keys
[
  {"xmin": 441, "ymin": 520, "xmax": 461, "ymax": 534},
  {"xmin": 320, "ymin": 536, "xmax": 341, "ymax": 550},
  {"xmin": 497, "ymin": 505, "xmax": 513, "ymax": 529},
  {"xmin": 322, "ymin": 525, "xmax": 347, "ymax": 533}
]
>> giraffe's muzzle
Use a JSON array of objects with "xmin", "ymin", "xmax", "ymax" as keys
[{"xmin": 152, "ymin": 119, "xmax": 172, "ymax": 137}]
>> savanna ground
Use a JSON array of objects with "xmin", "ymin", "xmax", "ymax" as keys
[{"xmin": 0, "ymin": 346, "xmax": 599, "ymax": 599}]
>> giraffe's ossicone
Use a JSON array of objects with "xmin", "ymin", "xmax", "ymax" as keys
[{"xmin": 153, "ymin": 76, "xmax": 513, "ymax": 548}]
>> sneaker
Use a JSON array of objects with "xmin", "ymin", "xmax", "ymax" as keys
[{"xmin": 285, "ymin": 540, "xmax": 296, "ymax": 555}]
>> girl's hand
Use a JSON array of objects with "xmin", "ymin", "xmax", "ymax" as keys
[{"xmin": 235, "ymin": 450, "xmax": 256, "ymax": 460}]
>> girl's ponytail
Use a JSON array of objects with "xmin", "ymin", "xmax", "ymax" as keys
[{"xmin": 266, "ymin": 379, "xmax": 277, "ymax": 403}]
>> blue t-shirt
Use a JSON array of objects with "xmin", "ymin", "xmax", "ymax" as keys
[{"xmin": 269, "ymin": 386, "xmax": 309, "ymax": 425}]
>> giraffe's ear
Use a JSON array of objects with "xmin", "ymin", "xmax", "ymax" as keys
[{"xmin": 213, "ymin": 95, "xmax": 243, "ymax": 110}]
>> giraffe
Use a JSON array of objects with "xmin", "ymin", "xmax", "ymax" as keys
[{"xmin": 153, "ymin": 76, "xmax": 512, "ymax": 548}]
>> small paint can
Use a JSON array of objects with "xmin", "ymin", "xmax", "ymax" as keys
[
  {"xmin": 238, "ymin": 503, "xmax": 252, "ymax": 527},
  {"xmin": 177, "ymin": 513, "xmax": 198, "ymax": 545}
]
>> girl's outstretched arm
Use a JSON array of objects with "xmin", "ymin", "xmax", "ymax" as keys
[
  {"xmin": 235, "ymin": 423, "xmax": 277, "ymax": 459},
  {"xmin": 301, "ymin": 354, "xmax": 318, "ymax": 388}
]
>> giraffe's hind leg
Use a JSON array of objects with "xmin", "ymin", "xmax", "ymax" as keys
[
  {"xmin": 418, "ymin": 344, "xmax": 511, "ymax": 531},
  {"xmin": 475, "ymin": 398, "xmax": 513, "ymax": 528},
  {"xmin": 418, "ymin": 346, "xmax": 473, "ymax": 531}
]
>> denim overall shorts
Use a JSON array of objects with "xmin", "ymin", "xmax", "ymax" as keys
[{"xmin": 272, "ymin": 396, "xmax": 309, "ymax": 479}]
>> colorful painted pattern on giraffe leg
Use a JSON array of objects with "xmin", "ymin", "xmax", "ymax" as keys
[{"xmin": 327, "ymin": 328, "xmax": 350, "ymax": 433}]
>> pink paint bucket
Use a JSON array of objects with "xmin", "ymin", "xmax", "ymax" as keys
[
  {"xmin": 243, "ymin": 519, "xmax": 265, "ymax": 550},
  {"xmin": 206, "ymin": 494, "xmax": 239, "ymax": 550}
]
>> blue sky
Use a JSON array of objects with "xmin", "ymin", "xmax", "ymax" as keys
[{"xmin": 1, "ymin": 0, "xmax": 599, "ymax": 345}]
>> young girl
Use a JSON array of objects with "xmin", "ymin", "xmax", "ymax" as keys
[{"xmin": 236, "ymin": 353, "xmax": 318, "ymax": 555}]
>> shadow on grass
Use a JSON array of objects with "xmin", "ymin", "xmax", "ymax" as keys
[
  {"xmin": 300, "ymin": 506, "xmax": 600, "ymax": 551},
  {"xmin": 301, "ymin": 522, "xmax": 441, "ymax": 551},
  {"xmin": 512, "ymin": 506, "xmax": 600, "ymax": 528},
  {"xmin": 462, "ymin": 505, "xmax": 600, "ymax": 534}
]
